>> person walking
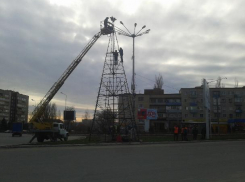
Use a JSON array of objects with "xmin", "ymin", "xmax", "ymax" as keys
[
  {"xmin": 181, "ymin": 125, "xmax": 185, "ymax": 141},
  {"xmin": 173, "ymin": 124, "xmax": 179, "ymax": 141},
  {"xmin": 184, "ymin": 126, "xmax": 188, "ymax": 141},
  {"xmin": 192, "ymin": 125, "xmax": 198, "ymax": 140},
  {"xmin": 119, "ymin": 47, "xmax": 123, "ymax": 62}
]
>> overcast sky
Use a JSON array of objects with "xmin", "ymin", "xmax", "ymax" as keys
[{"xmin": 0, "ymin": 0, "xmax": 244, "ymax": 121}]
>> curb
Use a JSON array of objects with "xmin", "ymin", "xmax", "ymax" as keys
[{"xmin": 1, "ymin": 139, "xmax": 245, "ymax": 149}]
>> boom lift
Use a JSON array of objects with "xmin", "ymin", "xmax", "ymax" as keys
[{"xmin": 29, "ymin": 20, "xmax": 114, "ymax": 143}]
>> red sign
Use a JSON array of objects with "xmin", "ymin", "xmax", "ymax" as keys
[{"xmin": 138, "ymin": 109, "xmax": 147, "ymax": 119}]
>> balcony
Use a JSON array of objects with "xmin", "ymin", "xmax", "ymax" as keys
[
  {"xmin": 166, "ymin": 110, "xmax": 182, "ymax": 113},
  {"xmin": 189, "ymin": 102, "xmax": 197, "ymax": 106},
  {"xmin": 234, "ymin": 102, "xmax": 242, "ymax": 106},
  {"xmin": 235, "ymin": 110, "xmax": 242, "ymax": 113},
  {"xmin": 165, "ymin": 102, "xmax": 181, "ymax": 106},
  {"xmin": 189, "ymin": 109, "xmax": 199, "ymax": 113}
]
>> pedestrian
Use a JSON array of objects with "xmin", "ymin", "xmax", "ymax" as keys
[
  {"xmin": 184, "ymin": 126, "xmax": 188, "ymax": 141},
  {"xmin": 173, "ymin": 124, "xmax": 179, "ymax": 141},
  {"xmin": 192, "ymin": 125, "xmax": 198, "ymax": 140},
  {"xmin": 119, "ymin": 47, "xmax": 123, "ymax": 62},
  {"xmin": 181, "ymin": 125, "xmax": 185, "ymax": 141},
  {"xmin": 113, "ymin": 50, "xmax": 118, "ymax": 64}
]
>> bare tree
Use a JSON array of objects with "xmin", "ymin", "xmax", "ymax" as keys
[
  {"xmin": 83, "ymin": 109, "xmax": 90, "ymax": 120},
  {"xmin": 154, "ymin": 74, "xmax": 164, "ymax": 89},
  {"xmin": 40, "ymin": 102, "xmax": 58, "ymax": 121}
]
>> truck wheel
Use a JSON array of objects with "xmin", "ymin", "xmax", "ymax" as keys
[
  {"xmin": 64, "ymin": 137, "xmax": 68, "ymax": 141},
  {"xmin": 37, "ymin": 136, "xmax": 44, "ymax": 142}
]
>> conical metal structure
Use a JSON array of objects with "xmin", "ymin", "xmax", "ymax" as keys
[{"xmin": 90, "ymin": 28, "xmax": 137, "ymax": 141}]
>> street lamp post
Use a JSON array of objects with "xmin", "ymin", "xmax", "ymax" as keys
[
  {"xmin": 118, "ymin": 22, "xmax": 150, "ymax": 97},
  {"xmin": 117, "ymin": 21, "xmax": 150, "ymax": 126},
  {"xmin": 60, "ymin": 92, "xmax": 67, "ymax": 110}
]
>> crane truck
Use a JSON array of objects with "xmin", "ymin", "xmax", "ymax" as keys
[{"xmin": 29, "ymin": 20, "xmax": 114, "ymax": 143}]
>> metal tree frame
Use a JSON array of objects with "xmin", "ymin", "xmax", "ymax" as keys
[{"xmin": 90, "ymin": 18, "xmax": 137, "ymax": 141}]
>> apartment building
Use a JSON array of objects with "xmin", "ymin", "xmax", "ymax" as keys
[
  {"xmin": 180, "ymin": 87, "xmax": 245, "ymax": 133},
  {"xmin": 135, "ymin": 88, "xmax": 181, "ymax": 132},
  {"xmin": 0, "ymin": 89, "xmax": 29, "ymax": 123}
]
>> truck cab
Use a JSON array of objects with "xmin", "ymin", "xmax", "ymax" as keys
[{"xmin": 53, "ymin": 123, "xmax": 69, "ymax": 140}]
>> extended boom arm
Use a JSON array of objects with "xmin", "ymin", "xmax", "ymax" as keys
[{"xmin": 30, "ymin": 32, "xmax": 102, "ymax": 123}]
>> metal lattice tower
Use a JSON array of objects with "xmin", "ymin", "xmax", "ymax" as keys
[{"xmin": 90, "ymin": 22, "xmax": 137, "ymax": 141}]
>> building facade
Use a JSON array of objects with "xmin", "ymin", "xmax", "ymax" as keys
[
  {"xmin": 132, "ymin": 86, "xmax": 245, "ymax": 133},
  {"xmin": 135, "ymin": 88, "xmax": 181, "ymax": 132},
  {"xmin": 181, "ymin": 87, "xmax": 245, "ymax": 133},
  {"xmin": 0, "ymin": 89, "xmax": 29, "ymax": 123}
]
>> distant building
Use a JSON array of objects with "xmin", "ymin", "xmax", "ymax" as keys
[
  {"xmin": 181, "ymin": 86, "xmax": 245, "ymax": 133},
  {"xmin": 135, "ymin": 88, "xmax": 181, "ymax": 132},
  {"xmin": 0, "ymin": 89, "xmax": 29, "ymax": 123},
  {"xmin": 119, "ymin": 86, "xmax": 245, "ymax": 133}
]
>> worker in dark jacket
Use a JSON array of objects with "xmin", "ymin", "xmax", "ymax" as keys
[
  {"xmin": 104, "ymin": 17, "xmax": 109, "ymax": 28},
  {"xmin": 113, "ymin": 50, "xmax": 119, "ymax": 64},
  {"xmin": 119, "ymin": 47, "xmax": 123, "ymax": 62}
]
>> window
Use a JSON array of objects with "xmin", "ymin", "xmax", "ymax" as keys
[
  {"xmin": 150, "ymin": 98, "xmax": 157, "ymax": 103},
  {"xmin": 200, "ymin": 114, "xmax": 203, "ymax": 118},
  {"xmin": 190, "ymin": 106, "xmax": 197, "ymax": 110},
  {"xmin": 235, "ymin": 98, "xmax": 242, "ymax": 102},
  {"xmin": 138, "ymin": 120, "xmax": 144, "ymax": 123},
  {"xmin": 236, "ymin": 106, "xmax": 241, "ymax": 110},
  {"xmin": 184, "ymin": 99, "xmax": 187, "ymax": 102},
  {"xmin": 138, "ymin": 97, "xmax": 144, "ymax": 101},
  {"xmin": 229, "ymin": 107, "xmax": 233, "ymax": 111},
  {"xmin": 53, "ymin": 124, "xmax": 58, "ymax": 127},
  {"xmin": 192, "ymin": 114, "xmax": 196, "ymax": 117},
  {"xmin": 214, "ymin": 113, "xmax": 220, "ymax": 118},
  {"xmin": 221, "ymin": 99, "xmax": 226, "ymax": 103},
  {"xmin": 138, "ymin": 104, "xmax": 143, "ymax": 108},
  {"xmin": 221, "ymin": 91, "xmax": 226, "ymax": 95},
  {"xmin": 190, "ymin": 91, "xmax": 196, "ymax": 96},
  {"xmin": 185, "ymin": 107, "xmax": 188, "ymax": 110},
  {"xmin": 158, "ymin": 98, "xmax": 163, "ymax": 103},
  {"xmin": 213, "ymin": 91, "xmax": 220, "ymax": 96},
  {"xmin": 158, "ymin": 113, "xmax": 163, "ymax": 118},
  {"xmin": 185, "ymin": 114, "xmax": 188, "ymax": 118},
  {"xmin": 198, "ymin": 106, "xmax": 203, "ymax": 111},
  {"xmin": 236, "ymin": 113, "xmax": 241, "ymax": 118},
  {"xmin": 222, "ymin": 114, "xmax": 226, "ymax": 117}
]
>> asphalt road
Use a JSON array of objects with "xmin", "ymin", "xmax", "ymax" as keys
[
  {"xmin": 0, "ymin": 133, "xmax": 82, "ymax": 146},
  {"xmin": 1, "ymin": 141, "xmax": 245, "ymax": 182}
]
